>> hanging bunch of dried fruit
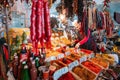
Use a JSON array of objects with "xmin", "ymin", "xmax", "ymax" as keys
[
  {"xmin": 21, "ymin": 0, "xmax": 29, "ymax": 4},
  {"xmin": 73, "ymin": 0, "xmax": 78, "ymax": 15},
  {"xmin": 103, "ymin": 0, "xmax": 110, "ymax": 7}
]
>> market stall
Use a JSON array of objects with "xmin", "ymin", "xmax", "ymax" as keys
[{"xmin": 0, "ymin": 0, "xmax": 120, "ymax": 80}]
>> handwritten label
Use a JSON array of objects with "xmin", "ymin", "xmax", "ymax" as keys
[
  {"xmin": 89, "ymin": 53, "xmax": 94, "ymax": 59},
  {"xmin": 68, "ymin": 60, "xmax": 79, "ymax": 70},
  {"xmin": 91, "ymin": 53, "xmax": 95, "ymax": 58},
  {"xmin": 53, "ymin": 70, "xmax": 59, "ymax": 80},
  {"xmin": 61, "ymin": 67, "xmax": 68, "ymax": 74},
  {"xmin": 45, "ymin": 56, "xmax": 56, "ymax": 62},
  {"xmin": 50, "ymin": 56, "xmax": 57, "ymax": 61},
  {"xmin": 45, "ymin": 58, "xmax": 50, "ymax": 62},
  {"xmin": 57, "ymin": 54, "xmax": 64, "ymax": 59},
  {"xmin": 80, "ymin": 56, "xmax": 87, "ymax": 63},
  {"xmin": 65, "ymin": 51, "xmax": 70, "ymax": 56},
  {"xmin": 53, "ymin": 67, "xmax": 68, "ymax": 80}
]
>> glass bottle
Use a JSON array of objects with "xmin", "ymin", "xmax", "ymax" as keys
[
  {"xmin": 40, "ymin": 47, "xmax": 46, "ymax": 65},
  {"xmin": 35, "ymin": 57, "xmax": 40, "ymax": 68},
  {"xmin": 13, "ymin": 56, "xmax": 18, "ymax": 79},
  {"xmin": 30, "ymin": 61, "xmax": 37, "ymax": 80},
  {"xmin": 28, "ymin": 57, "xmax": 33, "ymax": 69},
  {"xmin": 22, "ymin": 65, "xmax": 30, "ymax": 80},
  {"xmin": 18, "ymin": 60, "xmax": 22, "ymax": 80},
  {"xmin": 20, "ymin": 61, "xmax": 27, "ymax": 79}
]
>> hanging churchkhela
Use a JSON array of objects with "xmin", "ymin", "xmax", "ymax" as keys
[
  {"xmin": 63, "ymin": 0, "xmax": 73, "ymax": 18},
  {"xmin": 44, "ymin": 1, "xmax": 52, "ymax": 48},
  {"xmin": 36, "ymin": 0, "xmax": 43, "ymax": 56},
  {"xmin": 21, "ymin": 0, "xmax": 29, "ymax": 3},
  {"xmin": 73, "ymin": 0, "xmax": 78, "ymax": 15},
  {"xmin": 30, "ymin": 0, "xmax": 37, "ymax": 55},
  {"xmin": 78, "ymin": 0, "xmax": 84, "ymax": 22},
  {"xmin": 30, "ymin": 0, "xmax": 52, "ymax": 56}
]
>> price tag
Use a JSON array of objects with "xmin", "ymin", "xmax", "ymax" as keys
[
  {"xmin": 68, "ymin": 60, "xmax": 79, "ymax": 70},
  {"xmin": 89, "ymin": 54, "xmax": 91, "ymax": 59},
  {"xmin": 65, "ymin": 51, "xmax": 70, "ymax": 56},
  {"xmin": 53, "ymin": 67, "xmax": 68, "ymax": 80},
  {"xmin": 68, "ymin": 63, "xmax": 74, "ymax": 70},
  {"xmin": 74, "ymin": 60, "xmax": 79, "ymax": 66},
  {"xmin": 61, "ymin": 67, "xmax": 68, "ymax": 74},
  {"xmin": 45, "ymin": 56, "xmax": 56, "ymax": 62},
  {"xmin": 80, "ymin": 56, "xmax": 87, "ymax": 63},
  {"xmin": 63, "ymin": 67, "xmax": 69, "ymax": 74},
  {"xmin": 45, "ymin": 58, "xmax": 50, "ymax": 62},
  {"xmin": 89, "ymin": 53, "xmax": 94, "ymax": 59},
  {"xmin": 50, "ymin": 56, "xmax": 57, "ymax": 61},
  {"xmin": 91, "ymin": 53, "xmax": 95, "ymax": 58},
  {"xmin": 53, "ymin": 70, "xmax": 59, "ymax": 80},
  {"xmin": 53, "ymin": 47, "xmax": 60, "ymax": 51},
  {"xmin": 57, "ymin": 54, "xmax": 64, "ymax": 59}
]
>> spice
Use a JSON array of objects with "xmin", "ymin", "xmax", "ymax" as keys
[{"xmin": 58, "ymin": 72, "xmax": 75, "ymax": 80}]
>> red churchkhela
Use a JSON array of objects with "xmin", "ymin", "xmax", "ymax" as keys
[
  {"xmin": 44, "ymin": 1, "xmax": 52, "ymax": 48},
  {"xmin": 30, "ymin": 0, "xmax": 52, "ymax": 56},
  {"xmin": 41, "ymin": 0, "xmax": 45, "ymax": 47},
  {"xmin": 30, "ymin": 0, "xmax": 37, "ymax": 55}
]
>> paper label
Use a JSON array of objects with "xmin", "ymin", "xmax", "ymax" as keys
[
  {"xmin": 65, "ymin": 51, "xmax": 70, "ymax": 56},
  {"xmin": 60, "ymin": 67, "xmax": 68, "ymax": 74},
  {"xmin": 50, "ymin": 56, "xmax": 57, "ymax": 61},
  {"xmin": 53, "ymin": 67, "xmax": 68, "ymax": 80},
  {"xmin": 45, "ymin": 57, "xmax": 51, "ymax": 62},
  {"xmin": 68, "ymin": 60, "xmax": 79, "ymax": 70},
  {"xmin": 91, "ymin": 53, "xmax": 95, "ymax": 58},
  {"xmin": 89, "ymin": 53, "xmax": 94, "ymax": 59},
  {"xmin": 80, "ymin": 56, "xmax": 87, "ymax": 63},
  {"xmin": 57, "ymin": 54, "xmax": 64, "ymax": 59},
  {"xmin": 45, "ymin": 56, "xmax": 56, "ymax": 62}
]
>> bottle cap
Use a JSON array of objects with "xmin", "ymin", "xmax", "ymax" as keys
[
  {"xmin": 35, "ymin": 57, "xmax": 39, "ymax": 60},
  {"xmin": 22, "ymin": 61, "xmax": 26, "ymax": 65},
  {"xmin": 15, "ymin": 56, "xmax": 18, "ymax": 59},
  {"xmin": 24, "ymin": 65, "xmax": 28, "ymax": 69},
  {"xmin": 14, "ymin": 53, "xmax": 17, "ymax": 56},
  {"xmin": 32, "ymin": 60, "xmax": 35, "ymax": 64}
]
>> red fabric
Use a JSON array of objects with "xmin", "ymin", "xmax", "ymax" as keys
[
  {"xmin": 78, "ymin": 29, "xmax": 90, "ymax": 45},
  {"xmin": 80, "ymin": 49, "xmax": 92, "ymax": 54},
  {"xmin": 3, "ymin": 46, "xmax": 9, "ymax": 61},
  {"xmin": 101, "ymin": 47, "xmax": 105, "ymax": 53}
]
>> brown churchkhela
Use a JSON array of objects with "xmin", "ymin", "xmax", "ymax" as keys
[{"xmin": 13, "ymin": 56, "xmax": 18, "ymax": 79}]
